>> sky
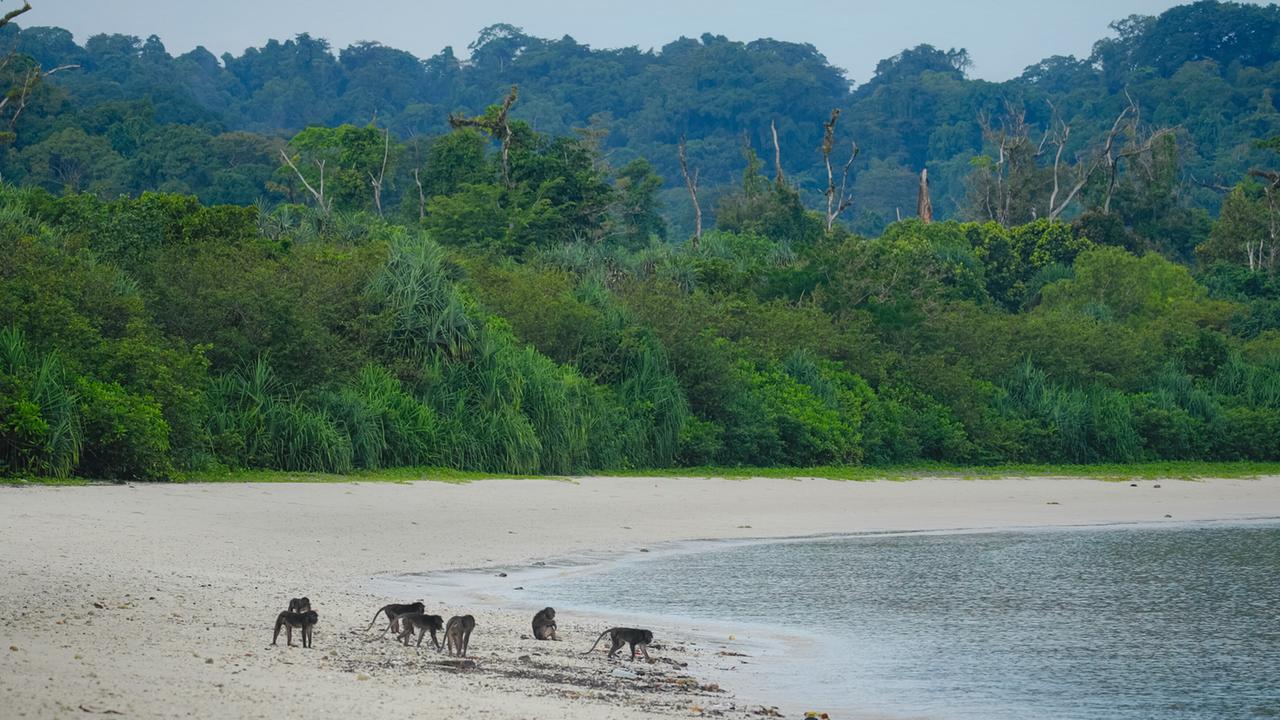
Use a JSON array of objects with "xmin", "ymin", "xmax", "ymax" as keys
[{"xmin": 17, "ymin": 0, "xmax": 1267, "ymax": 84}]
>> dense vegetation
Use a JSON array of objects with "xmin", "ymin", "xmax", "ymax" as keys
[{"xmin": 3, "ymin": 1, "xmax": 1280, "ymax": 480}]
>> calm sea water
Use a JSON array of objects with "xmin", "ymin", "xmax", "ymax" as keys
[{"xmin": 520, "ymin": 522, "xmax": 1280, "ymax": 719}]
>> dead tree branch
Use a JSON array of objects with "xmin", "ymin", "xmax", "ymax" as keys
[
  {"xmin": 449, "ymin": 85, "xmax": 518, "ymax": 188},
  {"xmin": 368, "ymin": 126, "xmax": 390, "ymax": 216},
  {"xmin": 677, "ymin": 136, "xmax": 702, "ymax": 247},
  {"xmin": 821, "ymin": 109, "xmax": 858, "ymax": 233},
  {"xmin": 279, "ymin": 149, "xmax": 330, "ymax": 216},
  {"xmin": 0, "ymin": 1, "xmax": 31, "ymax": 30},
  {"xmin": 770, "ymin": 119, "xmax": 784, "ymax": 185}
]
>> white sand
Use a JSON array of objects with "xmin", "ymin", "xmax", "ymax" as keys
[{"xmin": 2, "ymin": 475, "xmax": 1278, "ymax": 719}]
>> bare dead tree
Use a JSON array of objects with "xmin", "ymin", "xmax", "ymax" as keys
[
  {"xmin": 1043, "ymin": 100, "xmax": 1072, "ymax": 218},
  {"xmin": 1043, "ymin": 93, "xmax": 1177, "ymax": 220},
  {"xmin": 677, "ymin": 136, "xmax": 701, "ymax": 247},
  {"xmin": 972, "ymin": 103, "xmax": 1042, "ymax": 226},
  {"xmin": 770, "ymin": 119, "xmax": 784, "ymax": 184},
  {"xmin": 917, "ymin": 168, "xmax": 933, "ymax": 223},
  {"xmin": 449, "ymin": 85, "xmax": 518, "ymax": 188},
  {"xmin": 412, "ymin": 168, "xmax": 427, "ymax": 222},
  {"xmin": 821, "ymin": 109, "xmax": 858, "ymax": 233},
  {"xmin": 1249, "ymin": 167, "xmax": 1280, "ymax": 272},
  {"xmin": 368, "ymin": 126, "xmax": 390, "ymax": 216},
  {"xmin": 279, "ymin": 149, "xmax": 330, "ymax": 216},
  {"xmin": 0, "ymin": 62, "xmax": 75, "ymax": 132}
]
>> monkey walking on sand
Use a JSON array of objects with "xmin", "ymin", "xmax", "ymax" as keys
[
  {"xmin": 584, "ymin": 627, "xmax": 653, "ymax": 661},
  {"xmin": 364, "ymin": 601, "xmax": 426, "ymax": 638},
  {"xmin": 443, "ymin": 615, "xmax": 476, "ymax": 657},
  {"xmin": 395, "ymin": 612, "xmax": 445, "ymax": 649}
]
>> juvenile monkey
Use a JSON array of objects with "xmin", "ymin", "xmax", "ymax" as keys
[
  {"xmin": 584, "ymin": 627, "xmax": 653, "ymax": 661},
  {"xmin": 288, "ymin": 597, "xmax": 311, "ymax": 613},
  {"xmin": 443, "ymin": 614, "xmax": 476, "ymax": 657},
  {"xmin": 394, "ymin": 612, "xmax": 445, "ymax": 649},
  {"xmin": 272, "ymin": 609, "xmax": 319, "ymax": 648},
  {"xmin": 531, "ymin": 607, "xmax": 559, "ymax": 641},
  {"xmin": 364, "ymin": 601, "xmax": 426, "ymax": 637}
]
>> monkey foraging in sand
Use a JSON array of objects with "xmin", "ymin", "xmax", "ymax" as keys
[
  {"xmin": 531, "ymin": 607, "xmax": 560, "ymax": 641},
  {"xmin": 583, "ymin": 627, "xmax": 653, "ymax": 661},
  {"xmin": 272, "ymin": 609, "xmax": 318, "ymax": 648},
  {"xmin": 394, "ymin": 612, "xmax": 445, "ymax": 649},
  {"xmin": 364, "ymin": 601, "xmax": 426, "ymax": 637},
  {"xmin": 443, "ymin": 614, "xmax": 476, "ymax": 657}
]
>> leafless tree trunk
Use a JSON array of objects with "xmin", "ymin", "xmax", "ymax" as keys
[
  {"xmin": 279, "ymin": 150, "xmax": 330, "ymax": 216},
  {"xmin": 917, "ymin": 168, "xmax": 933, "ymax": 223},
  {"xmin": 677, "ymin": 136, "xmax": 701, "ymax": 247},
  {"xmin": 1, "ymin": 62, "xmax": 75, "ymax": 132},
  {"xmin": 368, "ymin": 127, "xmax": 390, "ymax": 216},
  {"xmin": 412, "ymin": 168, "xmax": 427, "ymax": 222},
  {"xmin": 821, "ymin": 109, "xmax": 858, "ymax": 233},
  {"xmin": 1044, "ymin": 94, "xmax": 1173, "ymax": 221},
  {"xmin": 1250, "ymin": 168, "xmax": 1280, "ymax": 272},
  {"xmin": 770, "ymin": 119, "xmax": 783, "ymax": 184}
]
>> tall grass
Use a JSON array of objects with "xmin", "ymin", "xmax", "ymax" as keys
[
  {"xmin": 368, "ymin": 231, "xmax": 475, "ymax": 364},
  {"xmin": 321, "ymin": 364, "xmax": 442, "ymax": 469},
  {"xmin": 0, "ymin": 327, "xmax": 82, "ymax": 477},
  {"xmin": 206, "ymin": 358, "xmax": 352, "ymax": 473},
  {"xmin": 1000, "ymin": 358, "xmax": 1140, "ymax": 463}
]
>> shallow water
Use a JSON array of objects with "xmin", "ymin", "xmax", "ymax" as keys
[{"xmin": 519, "ymin": 522, "xmax": 1280, "ymax": 719}]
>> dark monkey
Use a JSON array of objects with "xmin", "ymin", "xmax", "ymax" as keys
[
  {"xmin": 584, "ymin": 627, "xmax": 653, "ymax": 661},
  {"xmin": 272, "ymin": 610, "xmax": 319, "ymax": 648},
  {"xmin": 443, "ymin": 614, "xmax": 476, "ymax": 657},
  {"xmin": 287, "ymin": 597, "xmax": 311, "ymax": 613},
  {"xmin": 364, "ymin": 601, "xmax": 426, "ymax": 637},
  {"xmin": 531, "ymin": 607, "xmax": 559, "ymax": 641},
  {"xmin": 395, "ymin": 612, "xmax": 445, "ymax": 649}
]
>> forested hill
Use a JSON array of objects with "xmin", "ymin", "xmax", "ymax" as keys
[
  {"xmin": 4, "ymin": 0, "xmax": 1280, "ymax": 482},
  {"xmin": 2, "ymin": 0, "xmax": 1280, "ymax": 237}
]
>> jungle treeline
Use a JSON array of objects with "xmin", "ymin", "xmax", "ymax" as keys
[{"xmin": 2, "ymin": 1, "xmax": 1280, "ymax": 479}]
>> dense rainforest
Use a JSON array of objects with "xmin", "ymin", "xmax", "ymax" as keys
[{"xmin": 3, "ymin": 1, "xmax": 1280, "ymax": 480}]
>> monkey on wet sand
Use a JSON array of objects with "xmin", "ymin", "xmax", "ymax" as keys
[
  {"xmin": 395, "ymin": 612, "xmax": 445, "ymax": 649},
  {"xmin": 364, "ymin": 601, "xmax": 426, "ymax": 637},
  {"xmin": 443, "ymin": 614, "xmax": 476, "ymax": 657},
  {"xmin": 531, "ymin": 607, "xmax": 560, "ymax": 641},
  {"xmin": 272, "ymin": 609, "xmax": 318, "ymax": 648},
  {"xmin": 288, "ymin": 597, "xmax": 311, "ymax": 613},
  {"xmin": 584, "ymin": 627, "xmax": 653, "ymax": 661}
]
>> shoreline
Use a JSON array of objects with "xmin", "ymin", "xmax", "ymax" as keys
[
  {"xmin": 2, "ymin": 475, "xmax": 1279, "ymax": 718},
  {"xmin": 388, "ymin": 514, "xmax": 1280, "ymax": 718}
]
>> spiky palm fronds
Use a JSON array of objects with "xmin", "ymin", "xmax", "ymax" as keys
[{"xmin": 0, "ymin": 327, "xmax": 82, "ymax": 478}]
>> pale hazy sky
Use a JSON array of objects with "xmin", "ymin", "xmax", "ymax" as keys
[{"xmin": 17, "ymin": 0, "xmax": 1268, "ymax": 84}]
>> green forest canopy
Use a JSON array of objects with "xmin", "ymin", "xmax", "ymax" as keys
[{"xmin": 3, "ymin": 1, "xmax": 1280, "ymax": 480}]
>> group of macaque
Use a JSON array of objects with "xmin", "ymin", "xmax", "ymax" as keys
[{"xmin": 271, "ymin": 597, "xmax": 654, "ymax": 661}]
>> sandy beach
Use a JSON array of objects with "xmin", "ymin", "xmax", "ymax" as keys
[{"xmin": 2, "ymin": 475, "xmax": 1278, "ymax": 719}]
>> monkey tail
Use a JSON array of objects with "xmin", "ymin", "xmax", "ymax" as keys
[
  {"xmin": 363, "ymin": 606, "xmax": 387, "ymax": 633},
  {"xmin": 583, "ymin": 628, "xmax": 613, "ymax": 655}
]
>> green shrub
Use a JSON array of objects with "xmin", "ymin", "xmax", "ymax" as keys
[{"xmin": 76, "ymin": 379, "xmax": 172, "ymax": 480}]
